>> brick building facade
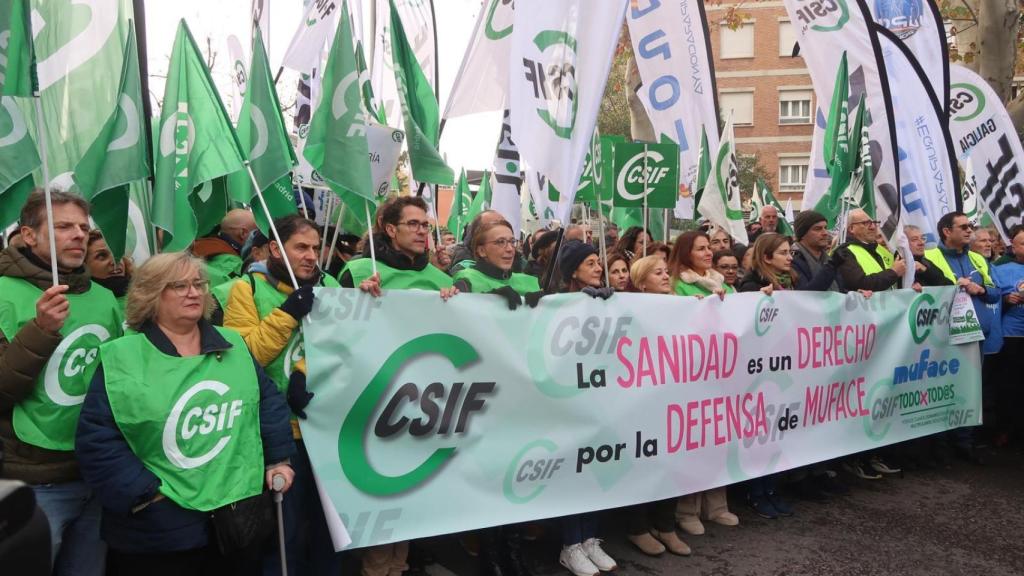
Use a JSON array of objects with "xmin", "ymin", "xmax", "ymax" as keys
[{"xmin": 707, "ymin": 0, "xmax": 814, "ymax": 209}]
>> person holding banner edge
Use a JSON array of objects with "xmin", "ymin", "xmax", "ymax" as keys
[
  {"xmin": 0, "ymin": 190, "xmax": 123, "ymax": 576},
  {"xmin": 219, "ymin": 214, "xmax": 342, "ymax": 575},
  {"xmin": 452, "ymin": 219, "xmax": 540, "ymax": 306}
]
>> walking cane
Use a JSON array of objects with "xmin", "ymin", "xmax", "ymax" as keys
[{"xmin": 272, "ymin": 474, "xmax": 288, "ymax": 576}]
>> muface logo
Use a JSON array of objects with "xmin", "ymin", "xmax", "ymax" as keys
[
  {"xmin": 522, "ymin": 30, "xmax": 578, "ymax": 139},
  {"xmin": 339, "ymin": 334, "xmax": 495, "ymax": 496},
  {"xmin": 874, "ymin": 0, "xmax": 923, "ymax": 39}
]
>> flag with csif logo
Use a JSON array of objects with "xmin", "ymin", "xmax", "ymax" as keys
[
  {"xmin": 73, "ymin": 22, "xmax": 149, "ymax": 260},
  {"xmin": 152, "ymin": 20, "xmax": 247, "ymax": 252}
]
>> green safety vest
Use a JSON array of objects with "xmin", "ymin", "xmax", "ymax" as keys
[
  {"xmin": 846, "ymin": 243, "xmax": 895, "ymax": 275},
  {"xmin": 102, "ymin": 328, "xmax": 264, "ymax": 512},
  {"xmin": 452, "ymin": 266, "xmax": 540, "ymax": 295},
  {"xmin": 0, "ymin": 278, "xmax": 122, "ymax": 450},
  {"xmin": 205, "ymin": 253, "xmax": 243, "ymax": 289},
  {"xmin": 243, "ymin": 272, "xmax": 339, "ymax": 393},
  {"xmin": 922, "ymin": 248, "xmax": 994, "ymax": 287},
  {"xmin": 672, "ymin": 278, "xmax": 736, "ymax": 297},
  {"xmin": 343, "ymin": 257, "xmax": 453, "ymax": 290}
]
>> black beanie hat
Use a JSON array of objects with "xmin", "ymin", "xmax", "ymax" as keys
[
  {"xmin": 559, "ymin": 239, "xmax": 599, "ymax": 283},
  {"xmin": 794, "ymin": 210, "xmax": 827, "ymax": 241},
  {"xmin": 531, "ymin": 230, "xmax": 558, "ymax": 259}
]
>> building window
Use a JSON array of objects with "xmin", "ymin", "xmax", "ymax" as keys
[
  {"xmin": 778, "ymin": 21, "xmax": 797, "ymax": 57},
  {"xmin": 720, "ymin": 91, "xmax": 754, "ymax": 126},
  {"xmin": 779, "ymin": 90, "xmax": 812, "ymax": 124},
  {"xmin": 779, "ymin": 158, "xmax": 809, "ymax": 192},
  {"xmin": 720, "ymin": 22, "xmax": 754, "ymax": 59},
  {"xmin": 1012, "ymin": 77, "xmax": 1024, "ymax": 100}
]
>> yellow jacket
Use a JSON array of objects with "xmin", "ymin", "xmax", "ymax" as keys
[{"xmin": 222, "ymin": 273, "xmax": 306, "ymax": 375}]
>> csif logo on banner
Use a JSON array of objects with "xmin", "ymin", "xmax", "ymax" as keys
[
  {"xmin": 339, "ymin": 335, "xmax": 497, "ymax": 496},
  {"xmin": 792, "ymin": 0, "xmax": 849, "ymax": 32},
  {"xmin": 907, "ymin": 292, "xmax": 949, "ymax": 344},
  {"xmin": 874, "ymin": 0, "xmax": 923, "ymax": 39},
  {"xmin": 521, "ymin": 29, "xmax": 579, "ymax": 139}
]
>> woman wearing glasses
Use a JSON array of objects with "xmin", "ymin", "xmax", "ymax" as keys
[
  {"xmin": 76, "ymin": 253, "xmax": 295, "ymax": 574},
  {"xmin": 453, "ymin": 219, "xmax": 540, "ymax": 300}
]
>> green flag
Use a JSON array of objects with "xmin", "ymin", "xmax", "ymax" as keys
[
  {"xmin": 466, "ymin": 171, "xmax": 492, "ymax": 223},
  {"xmin": 191, "ymin": 177, "xmax": 231, "ymax": 238},
  {"xmin": 153, "ymin": 20, "xmax": 247, "ymax": 251},
  {"xmin": 815, "ymin": 52, "xmax": 851, "ymax": 227},
  {"xmin": 756, "ymin": 180, "xmax": 794, "ymax": 236},
  {"xmin": 72, "ymin": 23, "xmax": 149, "ymax": 260},
  {"xmin": 0, "ymin": 0, "xmax": 33, "ymax": 96},
  {"xmin": 692, "ymin": 128, "xmax": 711, "ymax": 218},
  {"xmin": 227, "ymin": 26, "xmax": 297, "ymax": 234},
  {"xmin": 389, "ymin": 0, "xmax": 453, "ymax": 186},
  {"xmin": 847, "ymin": 94, "xmax": 875, "ymax": 218},
  {"xmin": 448, "ymin": 169, "xmax": 470, "ymax": 239},
  {"xmin": 303, "ymin": 1, "xmax": 373, "ymax": 202},
  {"xmin": 0, "ymin": 96, "xmax": 39, "ymax": 227}
]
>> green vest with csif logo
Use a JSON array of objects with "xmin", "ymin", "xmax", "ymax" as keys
[
  {"xmin": 453, "ymin": 267, "xmax": 540, "ymax": 295},
  {"xmin": 101, "ymin": 328, "xmax": 264, "ymax": 512},
  {"xmin": 0, "ymin": 278, "xmax": 122, "ymax": 451},
  {"xmin": 246, "ymin": 272, "xmax": 339, "ymax": 393},
  {"xmin": 343, "ymin": 258, "xmax": 453, "ymax": 291}
]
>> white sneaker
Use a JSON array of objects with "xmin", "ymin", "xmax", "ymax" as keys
[
  {"xmin": 581, "ymin": 538, "xmax": 618, "ymax": 572},
  {"xmin": 560, "ymin": 544, "xmax": 599, "ymax": 576}
]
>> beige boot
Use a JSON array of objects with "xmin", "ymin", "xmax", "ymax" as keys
[
  {"xmin": 675, "ymin": 493, "xmax": 705, "ymax": 535},
  {"xmin": 650, "ymin": 530, "xmax": 691, "ymax": 556},
  {"xmin": 703, "ymin": 487, "xmax": 739, "ymax": 527},
  {"xmin": 628, "ymin": 532, "xmax": 666, "ymax": 556}
]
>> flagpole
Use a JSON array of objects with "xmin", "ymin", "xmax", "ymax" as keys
[
  {"xmin": 431, "ymin": 195, "xmax": 442, "ymax": 249},
  {"xmin": 663, "ymin": 208, "xmax": 669, "ymax": 243},
  {"xmin": 245, "ymin": 162, "xmax": 299, "ymax": 288},
  {"xmin": 642, "ymin": 143, "xmax": 649, "ymax": 258},
  {"xmin": 597, "ymin": 204, "xmax": 609, "ymax": 288},
  {"xmin": 325, "ymin": 193, "xmax": 347, "ymax": 271},
  {"xmin": 32, "ymin": 97, "xmax": 58, "ymax": 287},
  {"xmin": 319, "ymin": 190, "xmax": 333, "ymax": 266},
  {"xmin": 364, "ymin": 198, "xmax": 378, "ymax": 276}
]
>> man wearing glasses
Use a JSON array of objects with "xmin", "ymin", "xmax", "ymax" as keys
[
  {"xmin": 0, "ymin": 190, "xmax": 122, "ymax": 575},
  {"xmin": 922, "ymin": 212, "xmax": 1001, "ymax": 464},
  {"xmin": 832, "ymin": 208, "xmax": 907, "ymax": 293}
]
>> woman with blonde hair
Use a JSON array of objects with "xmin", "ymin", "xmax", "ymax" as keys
[{"xmin": 76, "ymin": 252, "xmax": 296, "ymax": 575}]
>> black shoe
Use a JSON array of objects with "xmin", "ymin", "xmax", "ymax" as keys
[
  {"xmin": 813, "ymin": 472, "xmax": 850, "ymax": 495},
  {"xmin": 794, "ymin": 477, "xmax": 829, "ymax": 502}
]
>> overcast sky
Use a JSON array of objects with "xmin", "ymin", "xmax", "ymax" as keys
[{"xmin": 145, "ymin": 0, "xmax": 498, "ymax": 170}]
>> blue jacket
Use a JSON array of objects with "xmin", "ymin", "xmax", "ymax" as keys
[
  {"xmin": 931, "ymin": 243, "xmax": 1002, "ymax": 352},
  {"xmin": 75, "ymin": 319, "xmax": 295, "ymax": 553},
  {"xmin": 994, "ymin": 261, "xmax": 1024, "ymax": 337}
]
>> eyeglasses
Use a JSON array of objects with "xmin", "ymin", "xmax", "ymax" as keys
[
  {"xmin": 166, "ymin": 279, "xmax": 209, "ymax": 296},
  {"xmin": 397, "ymin": 220, "xmax": 431, "ymax": 231},
  {"xmin": 955, "ymin": 224, "xmax": 975, "ymax": 231},
  {"xmin": 486, "ymin": 238, "xmax": 519, "ymax": 249},
  {"xmin": 851, "ymin": 219, "xmax": 880, "ymax": 227}
]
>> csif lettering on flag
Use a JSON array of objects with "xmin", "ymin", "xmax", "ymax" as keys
[
  {"xmin": 281, "ymin": 0, "xmax": 339, "ymax": 72},
  {"xmin": 783, "ymin": 0, "xmax": 902, "ymax": 242},
  {"xmin": 876, "ymin": 26, "xmax": 958, "ymax": 246},
  {"xmin": 152, "ymin": 20, "xmax": 247, "ymax": 252},
  {"xmin": 948, "ymin": 65, "xmax": 1024, "ymax": 243},
  {"xmin": 72, "ymin": 21, "xmax": 149, "ymax": 260},
  {"xmin": 626, "ymin": 0, "xmax": 720, "ymax": 219},
  {"xmin": 611, "ymin": 141, "xmax": 679, "ymax": 209},
  {"xmin": 510, "ymin": 0, "xmax": 627, "ymax": 223}
]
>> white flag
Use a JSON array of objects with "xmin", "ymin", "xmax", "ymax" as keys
[
  {"xmin": 226, "ymin": 35, "xmax": 247, "ymax": 122},
  {"xmin": 491, "ymin": 109, "xmax": 523, "ymax": 237},
  {"xmin": 877, "ymin": 29, "xmax": 957, "ymax": 247},
  {"xmin": 281, "ymin": 1, "xmax": 340, "ymax": 72},
  {"xmin": 444, "ymin": 0, "xmax": 514, "ymax": 119},
  {"xmin": 784, "ymin": 198, "xmax": 795, "ymax": 226},
  {"xmin": 949, "ymin": 64, "xmax": 1024, "ymax": 242},
  {"xmin": 509, "ymin": 0, "xmax": 626, "ymax": 223},
  {"xmin": 697, "ymin": 114, "xmax": 748, "ymax": 245},
  {"xmin": 626, "ymin": 0, "xmax": 720, "ymax": 218},
  {"xmin": 371, "ymin": 0, "xmax": 403, "ymax": 127},
  {"xmin": 868, "ymin": 0, "xmax": 948, "ymax": 112}
]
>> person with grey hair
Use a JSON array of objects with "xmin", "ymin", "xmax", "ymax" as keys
[
  {"xmin": 76, "ymin": 252, "xmax": 295, "ymax": 574},
  {"xmin": 0, "ymin": 189, "xmax": 123, "ymax": 575}
]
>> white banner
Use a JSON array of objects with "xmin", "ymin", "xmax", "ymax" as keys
[
  {"xmin": 868, "ymin": 0, "xmax": 948, "ymax": 112},
  {"xmin": 510, "ymin": 0, "xmax": 626, "ymax": 223},
  {"xmin": 491, "ymin": 109, "xmax": 524, "ymax": 237},
  {"xmin": 948, "ymin": 64, "xmax": 1024, "ymax": 241},
  {"xmin": 877, "ymin": 29, "xmax": 957, "ymax": 247},
  {"xmin": 626, "ymin": 0, "xmax": 720, "ymax": 218},
  {"xmin": 784, "ymin": 0, "xmax": 902, "ymax": 240},
  {"xmin": 443, "ymin": 0, "xmax": 513, "ymax": 120},
  {"xmin": 281, "ymin": 0, "xmax": 340, "ymax": 72}
]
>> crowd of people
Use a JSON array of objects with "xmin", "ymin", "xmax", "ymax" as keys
[{"xmin": 1, "ymin": 189, "xmax": 1022, "ymax": 576}]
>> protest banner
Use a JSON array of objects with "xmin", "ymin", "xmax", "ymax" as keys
[{"xmin": 304, "ymin": 286, "xmax": 981, "ymax": 548}]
